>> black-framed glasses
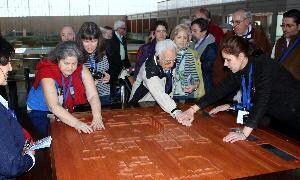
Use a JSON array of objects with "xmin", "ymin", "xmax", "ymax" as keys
[
  {"xmin": 230, "ymin": 18, "xmax": 248, "ymax": 25},
  {"xmin": 119, "ymin": 27, "xmax": 126, "ymax": 30}
]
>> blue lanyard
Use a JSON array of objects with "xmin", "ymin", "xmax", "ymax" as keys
[
  {"xmin": 279, "ymin": 36, "xmax": 300, "ymax": 62},
  {"xmin": 241, "ymin": 26, "xmax": 252, "ymax": 40},
  {"xmin": 61, "ymin": 74, "xmax": 72, "ymax": 105},
  {"xmin": 241, "ymin": 64, "xmax": 253, "ymax": 110},
  {"xmin": 88, "ymin": 55, "xmax": 97, "ymax": 72},
  {"xmin": 175, "ymin": 49, "xmax": 187, "ymax": 73}
]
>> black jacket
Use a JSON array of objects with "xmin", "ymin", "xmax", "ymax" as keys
[
  {"xmin": 197, "ymin": 54, "xmax": 300, "ymax": 129},
  {"xmin": 106, "ymin": 31, "xmax": 131, "ymax": 81}
]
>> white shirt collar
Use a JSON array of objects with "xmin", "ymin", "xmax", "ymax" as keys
[
  {"xmin": 0, "ymin": 95, "xmax": 8, "ymax": 109},
  {"xmin": 115, "ymin": 31, "xmax": 123, "ymax": 39},
  {"xmin": 286, "ymin": 38, "xmax": 291, "ymax": 47}
]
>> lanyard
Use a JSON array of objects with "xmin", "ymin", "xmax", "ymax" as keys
[
  {"xmin": 175, "ymin": 49, "xmax": 187, "ymax": 73},
  {"xmin": 241, "ymin": 26, "xmax": 252, "ymax": 40},
  {"xmin": 279, "ymin": 36, "xmax": 300, "ymax": 62},
  {"xmin": 241, "ymin": 64, "xmax": 253, "ymax": 110},
  {"xmin": 61, "ymin": 74, "xmax": 72, "ymax": 105},
  {"xmin": 88, "ymin": 54, "xmax": 97, "ymax": 72}
]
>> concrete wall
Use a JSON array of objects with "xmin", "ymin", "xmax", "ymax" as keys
[{"xmin": 0, "ymin": 15, "xmax": 126, "ymax": 36}]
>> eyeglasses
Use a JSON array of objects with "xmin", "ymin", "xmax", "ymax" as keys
[
  {"xmin": 162, "ymin": 59, "xmax": 177, "ymax": 65},
  {"xmin": 119, "ymin": 27, "xmax": 126, "ymax": 30},
  {"xmin": 280, "ymin": 24, "xmax": 296, "ymax": 28},
  {"xmin": 230, "ymin": 18, "xmax": 248, "ymax": 25}
]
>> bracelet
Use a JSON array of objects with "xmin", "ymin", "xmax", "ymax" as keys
[{"xmin": 190, "ymin": 106, "xmax": 198, "ymax": 113}]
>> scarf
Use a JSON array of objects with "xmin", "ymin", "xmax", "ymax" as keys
[{"xmin": 194, "ymin": 33, "xmax": 215, "ymax": 56}]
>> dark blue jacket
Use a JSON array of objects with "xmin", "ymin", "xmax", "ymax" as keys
[
  {"xmin": 0, "ymin": 104, "xmax": 33, "ymax": 180},
  {"xmin": 200, "ymin": 43, "xmax": 217, "ymax": 93}
]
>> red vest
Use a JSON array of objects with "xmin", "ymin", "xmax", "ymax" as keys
[{"xmin": 33, "ymin": 59, "xmax": 87, "ymax": 111}]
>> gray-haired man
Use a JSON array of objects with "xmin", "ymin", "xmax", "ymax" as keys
[
  {"xmin": 106, "ymin": 20, "xmax": 131, "ymax": 102},
  {"xmin": 129, "ymin": 40, "xmax": 185, "ymax": 124}
]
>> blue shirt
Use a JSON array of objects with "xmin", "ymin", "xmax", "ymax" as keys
[{"xmin": 27, "ymin": 82, "xmax": 59, "ymax": 111}]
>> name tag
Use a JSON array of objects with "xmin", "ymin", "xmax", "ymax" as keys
[
  {"xmin": 57, "ymin": 88, "xmax": 63, "ymax": 106},
  {"xmin": 237, "ymin": 110, "xmax": 249, "ymax": 124},
  {"xmin": 70, "ymin": 86, "xmax": 75, "ymax": 96}
]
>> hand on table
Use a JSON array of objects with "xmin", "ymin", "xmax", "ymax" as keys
[
  {"xmin": 176, "ymin": 108, "xmax": 195, "ymax": 126},
  {"xmin": 91, "ymin": 117, "xmax": 105, "ymax": 131},
  {"xmin": 209, "ymin": 104, "xmax": 230, "ymax": 115},
  {"xmin": 223, "ymin": 131, "xmax": 247, "ymax": 143},
  {"xmin": 74, "ymin": 121, "xmax": 94, "ymax": 134}
]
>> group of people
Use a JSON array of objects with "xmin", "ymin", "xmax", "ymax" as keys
[
  {"xmin": 1, "ymin": 6, "xmax": 300, "ymax": 179},
  {"xmin": 131, "ymin": 7, "xmax": 300, "ymax": 144},
  {"xmin": 0, "ymin": 20, "xmax": 124, "ymax": 179}
]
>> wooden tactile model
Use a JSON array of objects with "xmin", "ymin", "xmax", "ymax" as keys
[{"xmin": 51, "ymin": 106, "xmax": 300, "ymax": 179}]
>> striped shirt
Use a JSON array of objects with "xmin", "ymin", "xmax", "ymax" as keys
[
  {"xmin": 173, "ymin": 48, "xmax": 199, "ymax": 98},
  {"xmin": 84, "ymin": 55, "xmax": 110, "ymax": 96}
]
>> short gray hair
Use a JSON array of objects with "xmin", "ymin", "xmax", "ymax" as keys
[
  {"xmin": 48, "ymin": 41, "xmax": 83, "ymax": 64},
  {"xmin": 155, "ymin": 39, "xmax": 177, "ymax": 56},
  {"xmin": 234, "ymin": 8, "xmax": 252, "ymax": 23},
  {"xmin": 113, "ymin": 20, "xmax": 125, "ymax": 30}
]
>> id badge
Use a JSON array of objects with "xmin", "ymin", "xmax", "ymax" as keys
[
  {"xmin": 236, "ymin": 110, "xmax": 249, "ymax": 124},
  {"xmin": 58, "ymin": 94, "xmax": 63, "ymax": 105},
  {"xmin": 57, "ymin": 88, "xmax": 63, "ymax": 105},
  {"xmin": 70, "ymin": 86, "xmax": 75, "ymax": 96}
]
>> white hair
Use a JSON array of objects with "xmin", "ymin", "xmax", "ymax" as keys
[
  {"xmin": 155, "ymin": 39, "xmax": 176, "ymax": 56},
  {"xmin": 234, "ymin": 8, "xmax": 252, "ymax": 23},
  {"xmin": 113, "ymin": 20, "xmax": 125, "ymax": 30}
]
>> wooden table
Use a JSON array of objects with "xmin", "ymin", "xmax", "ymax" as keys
[{"xmin": 50, "ymin": 105, "xmax": 300, "ymax": 179}]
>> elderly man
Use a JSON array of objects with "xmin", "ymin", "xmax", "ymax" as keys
[
  {"xmin": 60, "ymin": 24, "xmax": 75, "ymax": 41},
  {"xmin": 106, "ymin": 20, "xmax": 131, "ymax": 102},
  {"xmin": 273, "ymin": 9, "xmax": 300, "ymax": 80},
  {"xmin": 129, "ymin": 40, "xmax": 184, "ymax": 122},
  {"xmin": 224, "ymin": 8, "xmax": 271, "ymax": 55}
]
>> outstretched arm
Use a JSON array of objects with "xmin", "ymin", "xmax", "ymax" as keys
[
  {"xmin": 42, "ymin": 78, "xmax": 93, "ymax": 133},
  {"xmin": 82, "ymin": 66, "xmax": 105, "ymax": 130}
]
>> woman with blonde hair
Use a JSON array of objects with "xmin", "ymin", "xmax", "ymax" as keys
[{"xmin": 170, "ymin": 24, "xmax": 205, "ymax": 101}]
